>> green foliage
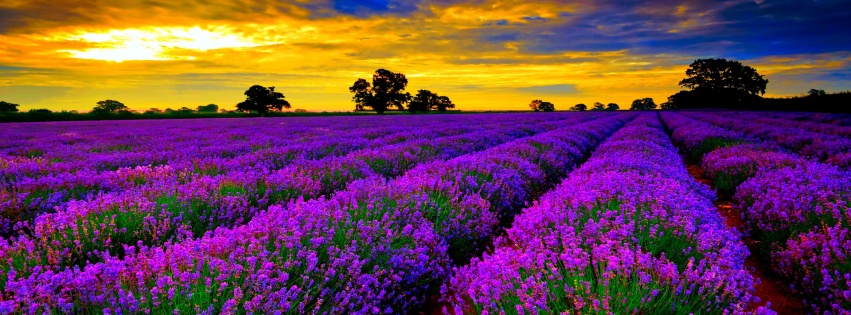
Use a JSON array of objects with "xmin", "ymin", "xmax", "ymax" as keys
[{"xmin": 196, "ymin": 104, "xmax": 219, "ymax": 112}]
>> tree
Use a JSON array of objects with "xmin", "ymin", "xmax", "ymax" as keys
[
  {"xmin": 606, "ymin": 103, "xmax": 619, "ymax": 111},
  {"xmin": 236, "ymin": 85, "xmax": 290, "ymax": 114},
  {"xmin": 349, "ymin": 69, "xmax": 410, "ymax": 114},
  {"xmin": 93, "ymin": 100, "xmax": 128, "ymax": 113},
  {"xmin": 144, "ymin": 108, "xmax": 162, "ymax": 114},
  {"xmin": 0, "ymin": 101, "xmax": 19, "ymax": 113},
  {"xmin": 591, "ymin": 102, "xmax": 605, "ymax": 111},
  {"xmin": 294, "ymin": 108, "xmax": 308, "ymax": 113},
  {"xmin": 570, "ymin": 103, "xmax": 587, "ymax": 111},
  {"xmin": 529, "ymin": 99, "xmax": 555, "ymax": 112},
  {"xmin": 679, "ymin": 58, "xmax": 768, "ymax": 96},
  {"xmin": 436, "ymin": 95, "xmax": 455, "ymax": 112},
  {"xmin": 197, "ymin": 104, "xmax": 219, "ymax": 112},
  {"xmin": 177, "ymin": 107, "xmax": 194, "ymax": 113},
  {"xmin": 630, "ymin": 98, "xmax": 656, "ymax": 110},
  {"xmin": 808, "ymin": 89, "xmax": 827, "ymax": 97},
  {"xmin": 28, "ymin": 108, "xmax": 52, "ymax": 114},
  {"xmin": 409, "ymin": 90, "xmax": 437, "ymax": 112},
  {"xmin": 660, "ymin": 101, "xmax": 677, "ymax": 110},
  {"xmin": 529, "ymin": 99, "xmax": 543, "ymax": 112}
]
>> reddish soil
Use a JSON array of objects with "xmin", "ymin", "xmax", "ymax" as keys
[{"xmin": 686, "ymin": 164, "xmax": 807, "ymax": 314}]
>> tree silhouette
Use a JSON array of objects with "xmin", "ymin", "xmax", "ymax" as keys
[
  {"xmin": 629, "ymin": 98, "xmax": 656, "ymax": 110},
  {"xmin": 196, "ymin": 104, "xmax": 219, "ymax": 112},
  {"xmin": 409, "ymin": 90, "xmax": 437, "ymax": 112},
  {"xmin": 436, "ymin": 95, "xmax": 455, "ymax": 112},
  {"xmin": 660, "ymin": 101, "xmax": 676, "ymax": 110},
  {"xmin": 93, "ymin": 100, "xmax": 129, "ymax": 113},
  {"xmin": 570, "ymin": 103, "xmax": 587, "ymax": 111},
  {"xmin": 349, "ymin": 69, "xmax": 410, "ymax": 114},
  {"xmin": 591, "ymin": 102, "xmax": 605, "ymax": 111},
  {"xmin": 0, "ymin": 101, "xmax": 19, "ymax": 113},
  {"xmin": 606, "ymin": 103, "xmax": 619, "ymax": 111},
  {"xmin": 679, "ymin": 58, "xmax": 767, "ymax": 96},
  {"xmin": 529, "ymin": 99, "xmax": 555, "ymax": 112},
  {"xmin": 808, "ymin": 89, "xmax": 827, "ymax": 97},
  {"xmin": 236, "ymin": 85, "xmax": 290, "ymax": 114}
]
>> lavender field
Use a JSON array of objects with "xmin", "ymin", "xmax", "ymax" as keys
[{"xmin": 0, "ymin": 112, "xmax": 849, "ymax": 314}]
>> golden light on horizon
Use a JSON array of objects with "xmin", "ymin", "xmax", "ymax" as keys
[{"xmin": 59, "ymin": 26, "xmax": 270, "ymax": 62}]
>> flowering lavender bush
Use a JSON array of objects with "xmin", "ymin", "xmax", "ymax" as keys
[{"xmin": 447, "ymin": 114, "xmax": 768, "ymax": 314}]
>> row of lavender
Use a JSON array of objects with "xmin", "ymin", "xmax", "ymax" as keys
[
  {"xmin": 0, "ymin": 113, "xmax": 633, "ymax": 313},
  {"xmin": 2, "ymin": 114, "xmax": 585, "ymax": 231},
  {"xmin": 678, "ymin": 111, "xmax": 851, "ymax": 169},
  {"xmin": 662, "ymin": 112, "xmax": 850, "ymax": 314},
  {"xmin": 445, "ymin": 114, "xmax": 769, "ymax": 314},
  {"xmin": 0, "ymin": 113, "xmax": 603, "ymax": 280}
]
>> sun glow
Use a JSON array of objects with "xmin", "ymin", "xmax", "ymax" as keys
[{"xmin": 60, "ymin": 26, "xmax": 270, "ymax": 62}]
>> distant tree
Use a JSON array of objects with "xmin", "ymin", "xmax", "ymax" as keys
[
  {"xmin": 538, "ymin": 101, "xmax": 555, "ymax": 112},
  {"xmin": 294, "ymin": 108, "xmax": 309, "ymax": 113},
  {"xmin": 0, "ymin": 101, "xmax": 20, "ymax": 113},
  {"xmin": 196, "ymin": 104, "xmax": 219, "ymax": 112},
  {"xmin": 144, "ymin": 108, "xmax": 162, "ymax": 114},
  {"xmin": 349, "ymin": 69, "xmax": 410, "ymax": 114},
  {"xmin": 28, "ymin": 108, "xmax": 52, "ymax": 114},
  {"xmin": 630, "ymin": 98, "xmax": 656, "ymax": 110},
  {"xmin": 236, "ymin": 85, "xmax": 290, "ymax": 114},
  {"xmin": 591, "ymin": 102, "xmax": 605, "ymax": 111},
  {"xmin": 436, "ymin": 96, "xmax": 455, "ymax": 112},
  {"xmin": 93, "ymin": 99, "xmax": 129, "ymax": 113},
  {"xmin": 177, "ymin": 107, "xmax": 194, "ymax": 113},
  {"xmin": 164, "ymin": 108, "xmax": 176, "ymax": 113},
  {"xmin": 606, "ymin": 103, "xmax": 619, "ymax": 111},
  {"xmin": 660, "ymin": 100, "xmax": 677, "ymax": 110},
  {"xmin": 679, "ymin": 58, "xmax": 768, "ymax": 96},
  {"xmin": 570, "ymin": 103, "xmax": 587, "ymax": 111},
  {"xmin": 409, "ymin": 90, "xmax": 437, "ymax": 112},
  {"xmin": 529, "ymin": 99, "xmax": 543, "ymax": 112},
  {"xmin": 808, "ymin": 89, "xmax": 827, "ymax": 97}
]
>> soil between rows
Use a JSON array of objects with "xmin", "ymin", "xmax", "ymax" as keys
[{"xmin": 685, "ymin": 164, "xmax": 806, "ymax": 314}]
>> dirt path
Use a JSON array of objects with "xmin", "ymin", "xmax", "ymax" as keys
[{"xmin": 685, "ymin": 164, "xmax": 806, "ymax": 314}]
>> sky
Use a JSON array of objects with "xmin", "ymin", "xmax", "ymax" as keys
[{"xmin": 1, "ymin": 0, "xmax": 850, "ymax": 112}]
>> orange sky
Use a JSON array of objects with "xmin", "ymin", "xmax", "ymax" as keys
[{"xmin": 1, "ymin": 0, "xmax": 849, "ymax": 112}]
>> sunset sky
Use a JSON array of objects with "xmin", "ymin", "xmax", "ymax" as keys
[{"xmin": 1, "ymin": 0, "xmax": 850, "ymax": 112}]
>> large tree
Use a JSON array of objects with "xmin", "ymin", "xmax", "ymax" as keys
[
  {"xmin": 591, "ymin": 102, "xmax": 605, "ymax": 111},
  {"xmin": 236, "ymin": 85, "xmax": 290, "ymax": 114},
  {"xmin": 630, "ymin": 98, "xmax": 656, "ymax": 110},
  {"xmin": 0, "ymin": 101, "xmax": 19, "ymax": 113},
  {"xmin": 196, "ymin": 104, "xmax": 219, "ymax": 112},
  {"xmin": 409, "ymin": 90, "xmax": 438, "ymax": 112},
  {"xmin": 679, "ymin": 58, "xmax": 768, "ymax": 96},
  {"xmin": 92, "ymin": 100, "xmax": 129, "ymax": 113},
  {"xmin": 349, "ymin": 69, "xmax": 410, "ymax": 114},
  {"xmin": 435, "ymin": 95, "xmax": 455, "ymax": 112},
  {"xmin": 529, "ymin": 99, "xmax": 555, "ymax": 112}
]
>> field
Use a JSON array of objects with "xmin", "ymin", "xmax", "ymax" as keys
[{"xmin": 0, "ymin": 111, "xmax": 849, "ymax": 314}]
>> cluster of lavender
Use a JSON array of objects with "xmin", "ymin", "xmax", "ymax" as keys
[
  {"xmin": 0, "ymin": 114, "xmax": 601, "ymax": 283},
  {"xmin": 662, "ymin": 112, "xmax": 851, "ymax": 314},
  {"xmin": 446, "ymin": 114, "xmax": 768, "ymax": 314},
  {"xmin": 679, "ymin": 111, "xmax": 851, "ymax": 169},
  {"xmin": 0, "ymin": 113, "xmax": 633, "ymax": 313},
  {"xmin": 2, "ymin": 114, "xmax": 581, "ymax": 231}
]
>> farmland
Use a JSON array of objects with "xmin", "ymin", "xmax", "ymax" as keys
[{"xmin": 0, "ymin": 111, "xmax": 849, "ymax": 314}]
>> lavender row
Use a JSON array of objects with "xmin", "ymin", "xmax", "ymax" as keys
[
  {"xmin": 445, "ymin": 113, "xmax": 768, "ymax": 314},
  {"xmin": 0, "ymin": 113, "xmax": 633, "ymax": 313},
  {"xmin": 1, "ymin": 114, "xmax": 562, "ymax": 222},
  {"xmin": 679, "ymin": 112, "xmax": 851, "ymax": 169},
  {"xmin": 662, "ymin": 112, "xmax": 850, "ymax": 314},
  {"xmin": 0, "ymin": 114, "xmax": 599, "ymax": 276}
]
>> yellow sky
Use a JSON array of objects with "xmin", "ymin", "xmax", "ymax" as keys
[{"xmin": 1, "ymin": 0, "xmax": 849, "ymax": 112}]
